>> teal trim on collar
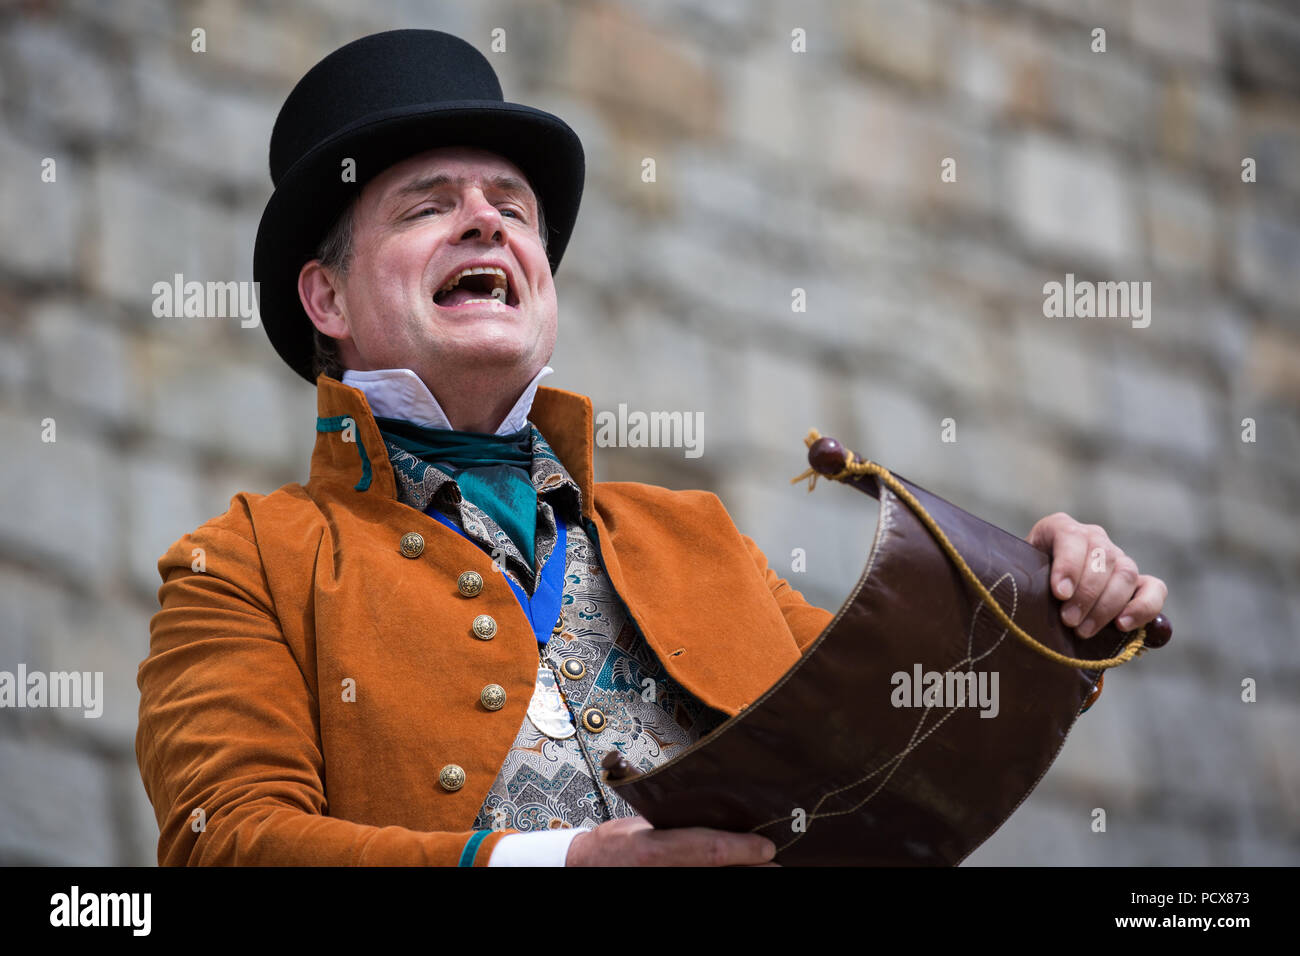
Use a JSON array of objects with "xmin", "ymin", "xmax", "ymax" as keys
[
  {"xmin": 316, "ymin": 415, "xmax": 373, "ymax": 491},
  {"xmin": 457, "ymin": 829, "xmax": 492, "ymax": 867}
]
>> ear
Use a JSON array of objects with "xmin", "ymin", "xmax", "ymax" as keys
[{"xmin": 298, "ymin": 259, "xmax": 351, "ymax": 342}]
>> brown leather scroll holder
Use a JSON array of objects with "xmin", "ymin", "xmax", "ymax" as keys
[{"xmin": 606, "ymin": 435, "xmax": 1171, "ymax": 865}]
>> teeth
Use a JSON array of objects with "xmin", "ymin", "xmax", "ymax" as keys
[
  {"xmin": 438, "ymin": 265, "xmax": 509, "ymax": 294},
  {"xmin": 491, "ymin": 286, "xmax": 506, "ymax": 302}
]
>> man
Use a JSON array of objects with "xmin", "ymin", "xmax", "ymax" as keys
[{"xmin": 135, "ymin": 30, "xmax": 1167, "ymax": 867}]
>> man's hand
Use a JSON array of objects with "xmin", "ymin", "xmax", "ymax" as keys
[
  {"xmin": 566, "ymin": 815, "xmax": 778, "ymax": 866},
  {"xmin": 1027, "ymin": 512, "xmax": 1168, "ymax": 637}
]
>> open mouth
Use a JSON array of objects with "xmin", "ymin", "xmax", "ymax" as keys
[{"xmin": 432, "ymin": 265, "xmax": 519, "ymax": 310}]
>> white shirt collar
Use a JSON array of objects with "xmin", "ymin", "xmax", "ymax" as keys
[{"xmin": 341, "ymin": 366, "xmax": 554, "ymax": 434}]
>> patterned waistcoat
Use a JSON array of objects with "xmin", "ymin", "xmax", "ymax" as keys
[{"xmin": 385, "ymin": 427, "xmax": 728, "ymax": 833}]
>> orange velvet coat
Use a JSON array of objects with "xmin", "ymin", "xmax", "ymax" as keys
[{"xmin": 135, "ymin": 376, "xmax": 834, "ymax": 866}]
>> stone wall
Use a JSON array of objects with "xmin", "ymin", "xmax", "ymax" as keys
[{"xmin": 0, "ymin": 0, "xmax": 1296, "ymax": 865}]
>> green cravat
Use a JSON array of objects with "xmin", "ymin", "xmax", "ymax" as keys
[{"xmin": 375, "ymin": 417, "xmax": 538, "ymax": 567}]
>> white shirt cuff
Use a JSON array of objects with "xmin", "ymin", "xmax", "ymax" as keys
[{"xmin": 487, "ymin": 827, "xmax": 590, "ymax": 866}]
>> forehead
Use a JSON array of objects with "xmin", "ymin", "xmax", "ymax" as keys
[{"xmin": 365, "ymin": 146, "xmax": 536, "ymax": 210}]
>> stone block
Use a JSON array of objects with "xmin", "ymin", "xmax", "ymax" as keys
[
  {"xmin": 846, "ymin": 372, "xmax": 944, "ymax": 478},
  {"xmin": 1155, "ymin": 71, "xmax": 1236, "ymax": 175},
  {"xmin": 1227, "ymin": 0, "xmax": 1300, "ymax": 95},
  {"xmin": 1185, "ymin": 559, "xmax": 1292, "ymax": 680},
  {"xmin": 1131, "ymin": 0, "xmax": 1220, "ymax": 64},
  {"xmin": 725, "ymin": 47, "xmax": 825, "ymax": 168},
  {"xmin": 0, "ymin": 570, "xmax": 65, "ymax": 666},
  {"xmin": 823, "ymin": 79, "xmax": 936, "ymax": 205},
  {"xmin": 1232, "ymin": 200, "xmax": 1300, "ymax": 312},
  {"xmin": 1136, "ymin": 672, "xmax": 1262, "ymax": 826},
  {"xmin": 950, "ymin": 421, "xmax": 1079, "ymax": 528},
  {"xmin": 0, "ymin": 407, "xmax": 121, "ymax": 589},
  {"xmin": 964, "ymin": 796, "xmax": 1095, "ymax": 866},
  {"xmin": 1053, "ymin": 41, "xmax": 1157, "ymax": 147},
  {"xmin": 92, "ymin": 158, "xmax": 239, "ymax": 312},
  {"xmin": 114, "ymin": 753, "xmax": 163, "ymax": 866},
  {"xmin": 0, "ymin": 128, "xmax": 82, "ymax": 280},
  {"xmin": 1104, "ymin": 353, "xmax": 1220, "ymax": 463},
  {"xmin": 0, "ymin": 19, "xmax": 131, "ymax": 142},
  {"xmin": 28, "ymin": 298, "xmax": 132, "ymax": 429},
  {"xmin": 1215, "ymin": 477, "xmax": 1300, "ymax": 566},
  {"xmin": 0, "ymin": 734, "xmax": 116, "ymax": 865},
  {"xmin": 1008, "ymin": 132, "xmax": 1140, "ymax": 266},
  {"xmin": 718, "ymin": 470, "xmax": 881, "ymax": 617},
  {"xmin": 123, "ymin": 446, "xmax": 209, "ymax": 597},
  {"xmin": 1013, "ymin": 318, "xmax": 1110, "ymax": 433},
  {"xmin": 138, "ymin": 345, "xmax": 309, "ymax": 470},
  {"xmin": 1142, "ymin": 167, "xmax": 1219, "ymax": 276},
  {"xmin": 564, "ymin": 1, "xmax": 722, "ymax": 140},
  {"xmin": 954, "ymin": 8, "xmax": 1056, "ymax": 124},
  {"xmin": 1240, "ymin": 700, "xmax": 1300, "ymax": 822},
  {"xmin": 1086, "ymin": 462, "xmax": 1204, "ymax": 549},
  {"xmin": 1049, "ymin": 663, "xmax": 1148, "ymax": 805},
  {"xmin": 837, "ymin": 0, "xmax": 948, "ymax": 89},
  {"xmin": 1240, "ymin": 97, "xmax": 1300, "ymax": 201},
  {"xmin": 38, "ymin": 594, "xmax": 152, "ymax": 749},
  {"xmin": 131, "ymin": 52, "xmax": 279, "ymax": 188}
]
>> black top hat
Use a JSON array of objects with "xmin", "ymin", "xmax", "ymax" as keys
[{"xmin": 253, "ymin": 29, "xmax": 585, "ymax": 383}]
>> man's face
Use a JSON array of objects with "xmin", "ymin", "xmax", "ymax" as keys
[{"xmin": 312, "ymin": 145, "xmax": 557, "ymax": 385}]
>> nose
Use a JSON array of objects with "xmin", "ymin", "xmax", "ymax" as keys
[{"xmin": 451, "ymin": 187, "xmax": 506, "ymax": 246}]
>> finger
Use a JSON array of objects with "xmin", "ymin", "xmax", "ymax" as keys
[
  {"xmin": 1061, "ymin": 534, "xmax": 1113, "ymax": 628},
  {"xmin": 643, "ymin": 827, "xmax": 776, "ymax": 867},
  {"xmin": 1115, "ymin": 576, "xmax": 1169, "ymax": 632},
  {"xmin": 1046, "ymin": 523, "xmax": 1089, "ymax": 601},
  {"xmin": 1077, "ymin": 555, "xmax": 1139, "ymax": 637}
]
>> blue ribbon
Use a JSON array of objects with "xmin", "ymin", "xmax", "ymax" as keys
[{"xmin": 426, "ymin": 507, "xmax": 567, "ymax": 645}]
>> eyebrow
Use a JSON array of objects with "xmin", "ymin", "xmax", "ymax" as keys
[{"xmin": 388, "ymin": 172, "xmax": 537, "ymax": 212}]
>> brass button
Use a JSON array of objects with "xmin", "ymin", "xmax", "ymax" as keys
[
  {"xmin": 438, "ymin": 764, "xmax": 466, "ymax": 792},
  {"xmin": 471, "ymin": 614, "xmax": 497, "ymax": 640},
  {"xmin": 399, "ymin": 532, "xmax": 424, "ymax": 558},
  {"xmin": 560, "ymin": 658, "xmax": 586, "ymax": 680},
  {"xmin": 480, "ymin": 684, "xmax": 506, "ymax": 711},
  {"xmin": 580, "ymin": 706, "xmax": 606, "ymax": 734},
  {"xmin": 457, "ymin": 570, "xmax": 484, "ymax": 597}
]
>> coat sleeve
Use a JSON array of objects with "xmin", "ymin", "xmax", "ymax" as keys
[
  {"xmin": 740, "ymin": 533, "xmax": 834, "ymax": 655},
  {"xmin": 135, "ymin": 517, "xmax": 514, "ymax": 867}
]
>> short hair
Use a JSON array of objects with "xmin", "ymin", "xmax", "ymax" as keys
[{"xmin": 309, "ymin": 187, "xmax": 549, "ymax": 381}]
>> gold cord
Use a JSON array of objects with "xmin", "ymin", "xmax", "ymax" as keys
[{"xmin": 791, "ymin": 430, "xmax": 1147, "ymax": 671}]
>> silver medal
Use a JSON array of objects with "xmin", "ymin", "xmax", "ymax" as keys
[{"xmin": 527, "ymin": 665, "xmax": 576, "ymax": 739}]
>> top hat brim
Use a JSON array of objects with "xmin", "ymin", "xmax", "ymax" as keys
[{"xmin": 253, "ymin": 100, "xmax": 585, "ymax": 384}]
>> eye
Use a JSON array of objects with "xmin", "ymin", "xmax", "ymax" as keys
[
  {"xmin": 411, "ymin": 205, "xmax": 442, "ymax": 219},
  {"xmin": 500, "ymin": 206, "xmax": 525, "ymax": 221}
]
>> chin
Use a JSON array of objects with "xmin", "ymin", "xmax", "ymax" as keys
[{"xmin": 443, "ymin": 338, "xmax": 542, "ymax": 370}]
